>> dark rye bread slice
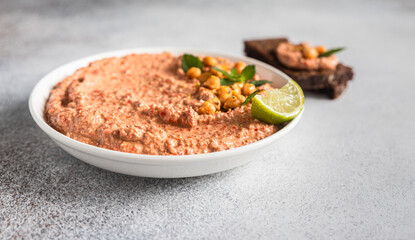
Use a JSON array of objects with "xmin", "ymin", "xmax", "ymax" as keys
[{"xmin": 244, "ymin": 38, "xmax": 354, "ymax": 99}]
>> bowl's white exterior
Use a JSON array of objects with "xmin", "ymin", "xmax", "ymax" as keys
[{"xmin": 28, "ymin": 48, "xmax": 303, "ymax": 178}]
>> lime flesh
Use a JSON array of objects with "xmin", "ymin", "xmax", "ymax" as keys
[{"xmin": 251, "ymin": 79, "xmax": 304, "ymax": 124}]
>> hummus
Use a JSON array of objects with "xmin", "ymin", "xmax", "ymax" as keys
[
  {"xmin": 276, "ymin": 42, "xmax": 338, "ymax": 70},
  {"xmin": 45, "ymin": 52, "xmax": 278, "ymax": 155}
]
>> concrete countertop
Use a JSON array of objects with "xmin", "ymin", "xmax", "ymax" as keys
[{"xmin": 1, "ymin": 0, "xmax": 414, "ymax": 239}]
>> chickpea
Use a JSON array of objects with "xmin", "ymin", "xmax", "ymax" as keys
[
  {"xmin": 203, "ymin": 75, "xmax": 221, "ymax": 90},
  {"xmin": 234, "ymin": 61, "xmax": 246, "ymax": 74},
  {"xmin": 217, "ymin": 86, "xmax": 232, "ymax": 95},
  {"xmin": 223, "ymin": 96, "xmax": 242, "ymax": 110},
  {"xmin": 207, "ymin": 97, "xmax": 221, "ymax": 111},
  {"xmin": 217, "ymin": 86, "xmax": 232, "ymax": 103},
  {"xmin": 199, "ymin": 72, "xmax": 212, "ymax": 83},
  {"xmin": 315, "ymin": 45, "xmax": 326, "ymax": 55},
  {"xmin": 198, "ymin": 101, "xmax": 216, "ymax": 115},
  {"xmin": 233, "ymin": 93, "xmax": 246, "ymax": 103},
  {"xmin": 303, "ymin": 47, "xmax": 319, "ymax": 59},
  {"xmin": 231, "ymin": 88, "xmax": 241, "ymax": 96},
  {"xmin": 300, "ymin": 42, "xmax": 312, "ymax": 49},
  {"xmin": 218, "ymin": 86, "xmax": 232, "ymax": 95},
  {"xmin": 230, "ymin": 82, "xmax": 243, "ymax": 95},
  {"xmin": 203, "ymin": 56, "xmax": 218, "ymax": 67},
  {"xmin": 232, "ymin": 82, "xmax": 243, "ymax": 89},
  {"xmin": 186, "ymin": 67, "xmax": 201, "ymax": 79},
  {"xmin": 219, "ymin": 64, "xmax": 229, "ymax": 72},
  {"xmin": 242, "ymin": 83, "xmax": 256, "ymax": 96}
]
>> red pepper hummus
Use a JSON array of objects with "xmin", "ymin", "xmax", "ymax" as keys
[{"xmin": 45, "ymin": 52, "xmax": 278, "ymax": 155}]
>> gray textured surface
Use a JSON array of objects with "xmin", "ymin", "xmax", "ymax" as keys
[{"xmin": 1, "ymin": 0, "xmax": 415, "ymax": 239}]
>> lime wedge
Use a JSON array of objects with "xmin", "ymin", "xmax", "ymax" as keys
[{"xmin": 251, "ymin": 79, "xmax": 304, "ymax": 124}]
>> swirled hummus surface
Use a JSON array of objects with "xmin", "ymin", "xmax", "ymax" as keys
[{"xmin": 45, "ymin": 52, "xmax": 278, "ymax": 155}]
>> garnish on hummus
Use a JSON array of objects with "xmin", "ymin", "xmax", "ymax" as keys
[
  {"xmin": 276, "ymin": 42, "xmax": 345, "ymax": 70},
  {"xmin": 45, "ymin": 52, "xmax": 291, "ymax": 155},
  {"xmin": 180, "ymin": 54, "xmax": 273, "ymax": 115}
]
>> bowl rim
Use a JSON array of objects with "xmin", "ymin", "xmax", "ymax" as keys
[{"xmin": 28, "ymin": 47, "xmax": 303, "ymax": 165}]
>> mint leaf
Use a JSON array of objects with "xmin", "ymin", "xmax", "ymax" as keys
[
  {"xmin": 181, "ymin": 54, "xmax": 203, "ymax": 73},
  {"xmin": 319, "ymin": 47, "xmax": 345, "ymax": 57},
  {"xmin": 240, "ymin": 65, "xmax": 255, "ymax": 81},
  {"xmin": 242, "ymin": 90, "xmax": 259, "ymax": 105},
  {"xmin": 212, "ymin": 66, "xmax": 235, "ymax": 80},
  {"xmin": 220, "ymin": 78, "xmax": 234, "ymax": 86},
  {"xmin": 214, "ymin": 65, "xmax": 256, "ymax": 83},
  {"xmin": 230, "ymin": 68, "xmax": 239, "ymax": 78},
  {"xmin": 250, "ymin": 80, "xmax": 272, "ymax": 87}
]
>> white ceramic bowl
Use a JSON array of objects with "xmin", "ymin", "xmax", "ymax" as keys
[{"xmin": 29, "ymin": 48, "xmax": 303, "ymax": 178}]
